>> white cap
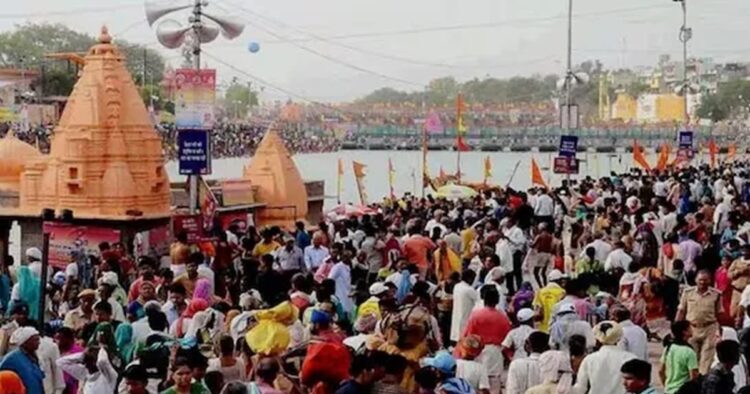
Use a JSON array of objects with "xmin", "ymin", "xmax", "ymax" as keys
[
  {"xmin": 548, "ymin": 269, "xmax": 564, "ymax": 282},
  {"xmin": 556, "ymin": 302, "xmax": 576, "ymax": 316},
  {"xmin": 369, "ymin": 282, "xmax": 389, "ymax": 296},
  {"xmin": 25, "ymin": 247, "xmax": 42, "ymax": 261},
  {"xmin": 517, "ymin": 308, "xmax": 535, "ymax": 322},
  {"xmin": 10, "ymin": 326, "xmax": 39, "ymax": 345},
  {"xmin": 98, "ymin": 271, "xmax": 119, "ymax": 287}
]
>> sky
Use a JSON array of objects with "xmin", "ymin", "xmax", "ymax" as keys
[{"xmin": 2, "ymin": 0, "xmax": 750, "ymax": 102}]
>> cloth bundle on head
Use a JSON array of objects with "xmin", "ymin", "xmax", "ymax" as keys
[
  {"xmin": 593, "ymin": 321, "xmax": 623, "ymax": 346},
  {"xmin": 26, "ymin": 247, "xmax": 41, "ymax": 262},
  {"xmin": 239, "ymin": 290, "xmax": 263, "ymax": 310},
  {"xmin": 539, "ymin": 350, "xmax": 573, "ymax": 394},
  {"xmin": 455, "ymin": 334, "xmax": 483, "ymax": 360},
  {"xmin": 193, "ymin": 278, "xmax": 212, "ymax": 303},
  {"xmin": 10, "ymin": 326, "xmax": 38, "ymax": 346},
  {"xmin": 98, "ymin": 272, "xmax": 119, "ymax": 287},
  {"xmin": 245, "ymin": 302, "xmax": 298, "ymax": 356},
  {"xmin": 354, "ymin": 313, "xmax": 377, "ymax": 334}
]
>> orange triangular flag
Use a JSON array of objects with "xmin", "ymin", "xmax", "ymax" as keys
[
  {"xmin": 656, "ymin": 143, "xmax": 671, "ymax": 171},
  {"xmin": 727, "ymin": 143, "xmax": 737, "ymax": 162},
  {"xmin": 439, "ymin": 166, "xmax": 446, "ymax": 179},
  {"xmin": 633, "ymin": 140, "xmax": 651, "ymax": 171},
  {"xmin": 352, "ymin": 161, "xmax": 367, "ymax": 178},
  {"xmin": 531, "ymin": 158, "xmax": 548, "ymax": 189},
  {"xmin": 708, "ymin": 139, "xmax": 718, "ymax": 168}
]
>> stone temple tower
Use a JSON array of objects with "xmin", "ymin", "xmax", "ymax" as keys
[{"xmin": 19, "ymin": 27, "xmax": 170, "ymax": 219}]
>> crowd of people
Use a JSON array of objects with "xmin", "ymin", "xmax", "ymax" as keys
[
  {"xmin": 2, "ymin": 159, "xmax": 750, "ymax": 393},
  {"xmin": 156, "ymin": 122, "xmax": 341, "ymax": 160}
]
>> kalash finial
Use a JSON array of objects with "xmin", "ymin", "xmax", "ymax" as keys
[{"xmin": 99, "ymin": 25, "xmax": 112, "ymax": 44}]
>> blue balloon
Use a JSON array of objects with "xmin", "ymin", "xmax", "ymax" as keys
[{"xmin": 248, "ymin": 42, "xmax": 260, "ymax": 53}]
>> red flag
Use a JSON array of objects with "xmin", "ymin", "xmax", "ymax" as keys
[
  {"xmin": 632, "ymin": 140, "xmax": 651, "ymax": 171},
  {"xmin": 531, "ymin": 158, "xmax": 548, "ymax": 189}
]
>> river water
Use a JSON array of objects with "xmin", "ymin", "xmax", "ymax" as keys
[{"xmin": 165, "ymin": 150, "xmax": 668, "ymax": 208}]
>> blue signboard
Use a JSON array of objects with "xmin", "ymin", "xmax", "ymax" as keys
[
  {"xmin": 178, "ymin": 130, "xmax": 211, "ymax": 175},
  {"xmin": 559, "ymin": 135, "xmax": 578, "ymax": 158},
  {"xmin": 678, "ymin": 130, "xmax": 694, "ymax": 158}
]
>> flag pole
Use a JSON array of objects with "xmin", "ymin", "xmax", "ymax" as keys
[{"xmin": 422, "ymin": 116, "xmax": 427, "ymax": 198}]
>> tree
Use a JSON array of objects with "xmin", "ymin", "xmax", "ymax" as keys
[
  {"xmin": 0, "ymin": 23, "xmax": 166, "ymax": 98},
  {"xmin": 425, "ymin": 77, "xmax": 459, "ymax": 105},
  {"xmin": 223, "ymin": 79, "xmax": 258, "ymax": 118},
  {"xmin": 696, "ymin": 79, "xmax": 750, "ymax": 122}
]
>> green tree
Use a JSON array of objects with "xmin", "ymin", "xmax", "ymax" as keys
[
  {"xmin": 0, "ymin": 23, "xmax": 166, "ymax": 98},
  {"xmin": 425, "ymin": 77, "xmax": 459, "ymax": 104},
  {"xmin": 697, "ymin": 79, "xmax": 750, "ymax": 122},
  {"xmin": 223, "ymin": 79, "xmax": 258, "ymax": 118}
]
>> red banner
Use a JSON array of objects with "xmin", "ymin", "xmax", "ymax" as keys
[
  {"xmin": 43, "ymin": 222, "xmax": 121, "ymax": 269},
  {"xmin": 172, "ymin": 214, "xmax": 204, "ymax": 243}
]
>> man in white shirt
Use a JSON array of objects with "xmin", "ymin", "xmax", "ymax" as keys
[
  {"xmin": 506, "ymin": 331, "xmax": 548, "ymax": 394},
  {"xmin": 604, "ymin": 241, "xmax": 633, "ymax": 272},
  {"xmin": 581, "ymin": 232, "xmax": 612, "ymax": 263},
  {"xmin": 425, "ymin": 210, "xmax": 448, "ymax": 237},
  {"xmin": 534, "ymin": 190, "xmax": 555, "ymax": 218},
  {"xmin": 303, "ymin": 235, "xmax": 330, "ymax": 271},
  {"xmin": 39, "ymin": 336, "xmax": 65, "ymax": 394},
  {"xmin": 450, "ymin": 270, "xmax": 479, "ymax": 343},
  {"xmin": 574, "ymin": 321, "xmax": 637, "ymax": 394},
  {"xmin": 57, "ymin": 346, "xmax": 118, "ymax": 394},
  {"xmin": 503, "ymin": 218, "xmax": 527, "ymax": 294},
  {"xmin": 660, "ymin": 203, "xmax": 678, "ymax": 236},
  {"xmin": 653, "ymin": 176, "xmax": 668, "ymax": 198},
  {"xmin": 612, "ymin": 307, "xmax": 648, "ymax": 361}
]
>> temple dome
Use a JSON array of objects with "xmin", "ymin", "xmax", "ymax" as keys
[
  {"xmin": 0, "ymin": 133, "xmax": 42, "ymax": 191},
  {"xmin": 243, "ymin": 129, "xmax": 308, "ymax": 228}
]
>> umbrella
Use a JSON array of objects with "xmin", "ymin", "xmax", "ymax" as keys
[
  {"xmin": 327, "ymin": 204, "xmax": 377, "ymax": 219},
  {"xmin": 433, "ymin": 184, "xmax": 478, "ymax": 200}
]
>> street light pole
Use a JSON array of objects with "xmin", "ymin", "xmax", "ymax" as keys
[
  {"xmin": 564, "ymin": 0, "xmax": 573, "ymax": 184},
  {"xmin": 187, "ymin": 0, "xmax": 203, "ymax": 214},
  {"xmin": 679, "ymin": 0, "xmax": 691, "ymax": 126}
]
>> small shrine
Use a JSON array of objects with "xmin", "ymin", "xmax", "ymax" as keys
[
  {"xmin": 0, "ymin": 27, "xmax": 172, "ymax": 262},
  {"xmin": 243, "ymin": 129, "xmax": 310, "ymax": 228}
]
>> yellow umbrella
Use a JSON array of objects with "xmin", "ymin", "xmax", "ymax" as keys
[{"xmin": 433, "ymin": 184, "xmax": 477, "ymax": 200}]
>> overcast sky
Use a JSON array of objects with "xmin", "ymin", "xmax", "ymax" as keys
[{"xmin": 2, "ymin": 0, "xmax": 749, "ymax": 102}]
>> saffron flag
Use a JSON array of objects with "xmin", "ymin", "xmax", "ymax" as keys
[
  {"xmin": 483, "ymin": 156, "xmax": 492, "ymax": 184},
  {"xmin": 197, "ymin": 176, "xmax": 218, "ymax": 233},
  {"xmin": 439, "ymin": 166, "xmax": 447, "ymax": 179},
  {"xmin": 632, "ymin": 140, "xmax": 651, "ymax": 171},
  {"xmin": 352, "ymin": 161, "xmax": 368, "ymax": 205},
  {"xmin": 727, "ymin": 143, "xmax": 737, "ymax": 162},
  {"xmin": 337, "ymin": 158, "xmax": 344, "ymax": 203},
  {"xmin": 656, "ymin": 143, "xmax": 671, "ymax": 171},
  {"xmin": 531, "ymin": 158, "xmax": 548, "ymax": 189},
  {"xmin": 388, "ymin": 158, "xmax": 396, "ymax": 198},
  {"xmin": 424, "ymin": 110, "xmax": 443, "ymax": 133},
  {"xmin": 708, "ymin": 139, "xmax": 718, "ymax": 168},
  {"xmin": 455, "ymin": 93, "xmax": 470, "ymax": 151}
]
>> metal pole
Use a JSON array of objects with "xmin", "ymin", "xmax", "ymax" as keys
[
  {"xmin": 565, "ymin": 0, "xmax": 573, "ymax": 184},
  {"xmin": 188, "ymin": 0, "xmax": 202, "ymax": 214},
  {"xmin": 682, "ymin": 0, "xmax": 689, "ymax": 125},
  {"xmin": 38, "ymin": 232, "xmax": 50, "ymax": 330}
]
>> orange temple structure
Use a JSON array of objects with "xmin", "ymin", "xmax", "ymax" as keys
[{"xmin": 0, "ymin": 27, "xmax": 323, "ymax": 264}]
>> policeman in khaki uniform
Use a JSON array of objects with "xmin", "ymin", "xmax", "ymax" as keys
[{"xmin": 676, "ymin": 270, "xmax": 721, "ymax": 374}]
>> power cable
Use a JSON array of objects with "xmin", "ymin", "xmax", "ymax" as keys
[{"xmin": 0, "ymin": 2, "xmax": 143, "ymax": 19}]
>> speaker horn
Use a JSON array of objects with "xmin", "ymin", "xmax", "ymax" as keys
[
  {"xmin": 145, "ymin": 0, "xmax": 192, "ymax": 26},
  {"xmin": 155, "ymin": 19, "xmax": 191, "ymax": 49},
  {"xmin": 203, "ymin": 12, "xmax": 245, "ymax": 39},
  {"xmin": 196, "ymin": 24, "xmax": 221, "ymax": 43}
]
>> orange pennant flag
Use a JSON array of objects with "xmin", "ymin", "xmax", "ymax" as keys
[
  {"xmin": 708, "ymin": 139, "xmax": 718, "ymax": 168},
  {"xmin": 727, "ymin": 143, "xmax": 737, "ymax": 162},
  {"xmin": 656, "ymin": 143, "xmax": 671, "ymax": 171},
  {"xmin": 439, "ymin": 166, "xmax": 446, "ymax": 179},
  {"xmin": 632, "ymin": 140, "xmax": 651, "ymax": 171},
  {"xmin": 483, "ymin": 156, "xmax": 492, "ymax": 183},
  {"xmin": 531, "ymin": 158, "xmax": 548, "ymax": 189},
  {"xmin": 352, "ymin": 161, "xmax": 367, "ymax": 178}
]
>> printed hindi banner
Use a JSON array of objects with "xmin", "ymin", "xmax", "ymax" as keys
[
  {"xmin": 43, "ymin": 222, "xmax": 121, "ymax": 269},
  {"xmin": 174, "ymin": 69, "xmax": 216, "ymax": 130}
]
